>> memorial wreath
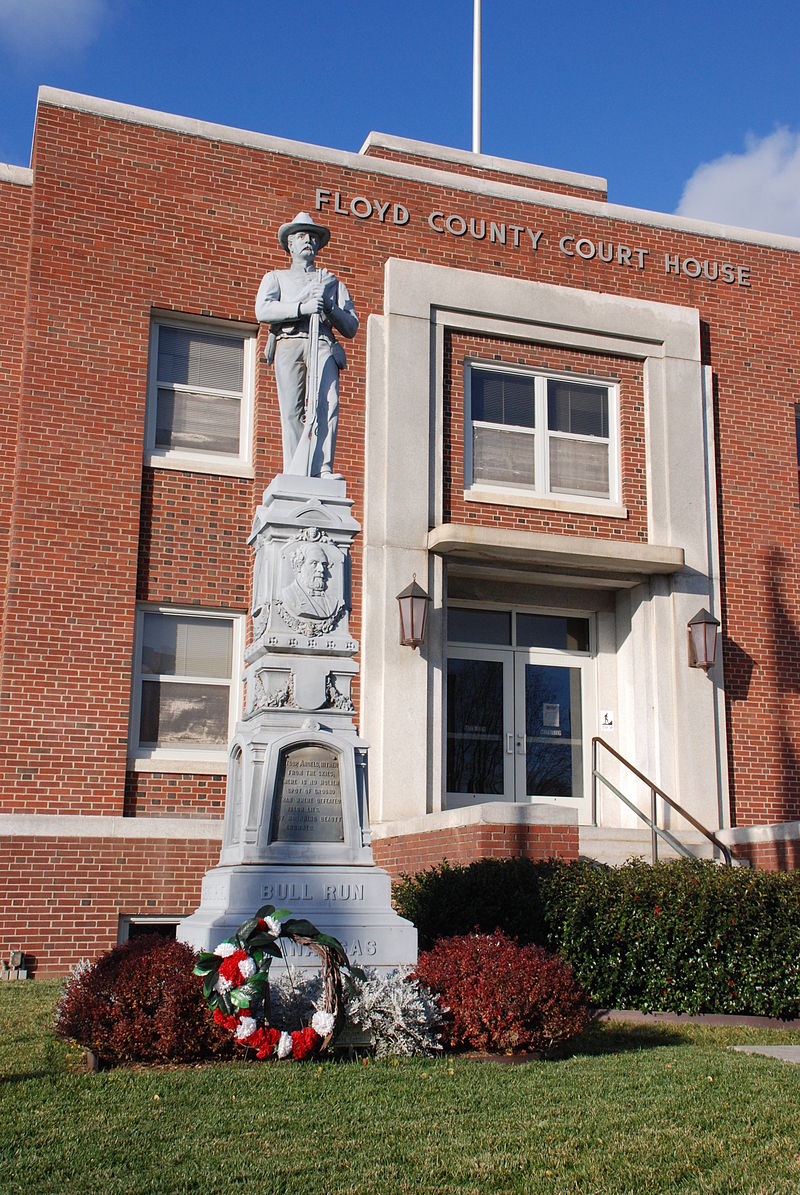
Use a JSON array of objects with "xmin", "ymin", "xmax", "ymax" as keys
[{"xmin": 193, "ymin": 905, "xmax": 358, "ymax": 1061}]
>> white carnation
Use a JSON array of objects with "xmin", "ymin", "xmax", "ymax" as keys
[
  {"xmin": 215, "ymin": 941, "xmax": 238, "ymax": 958},
  {"xmin": 277, "ymin": 1031, "xmax": 293, "ymax": 1059},
  {"xmin": 235, "ymin": 1016, "xmax": 257, "ymax": 1042},
  {"xmin": 238, "ymin": 956, "xmax": 256, "ymax": 980},
  {"xmin": 311, "ymin": 1010, "xmax": 336, "ymax": 1038},
  {"xmin": 214, "ymin": 975, "xmax": 233, "ymax": 994},
  {"xmin": 264, "ymin": 916, "xmax": 282, "ymax": 937}
]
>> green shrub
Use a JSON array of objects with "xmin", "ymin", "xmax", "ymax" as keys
[
  {"xmin": 394, "ymin": 857, "xmax": 800, "ymax": 1019},
  {"xmin": 392, "ymin": 856, "xmax": 554, "ymax": 951}
]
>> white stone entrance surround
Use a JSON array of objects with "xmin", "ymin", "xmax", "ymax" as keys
[{"xmin": 362, "ymin": 259, "xmax": 729, "ymax": 838}]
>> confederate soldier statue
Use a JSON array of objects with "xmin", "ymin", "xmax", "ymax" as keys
[{"xmin": 255, "ymin": 212, "xmax": 359, "ymax": 478}]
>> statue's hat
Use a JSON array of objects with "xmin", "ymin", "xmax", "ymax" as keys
[{"xmin": 278, "ymin": 211, "xmax": 331, "ymax": 252}]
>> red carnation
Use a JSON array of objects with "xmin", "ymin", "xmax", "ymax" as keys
[
  {"xmin": 218, "ymin": 949, "xmax": 248, "ymax": 984},
  {"xmin": 290, "ymin": 1026, "xmax": 320, "ymax": 1061},
  {"xmin": 254, "ymin": 1027, "xmax": 281, "ymax": 1060}
]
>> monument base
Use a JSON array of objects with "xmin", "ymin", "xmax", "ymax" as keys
[{"xmin": 177, "ymin": 862, "xmax": 418, "ymax": 972}]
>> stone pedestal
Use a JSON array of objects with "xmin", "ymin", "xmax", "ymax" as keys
[{"xmin": 178, "ymin": 474, "xmax": 417, "ymax": 970}]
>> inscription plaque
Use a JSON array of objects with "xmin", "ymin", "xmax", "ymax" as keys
[{"xmin": 272, "ymin": 744, "xmax": 344, "ymax": 843}]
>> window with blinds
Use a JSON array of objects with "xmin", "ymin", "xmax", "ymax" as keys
[
  {"xmin": 146, "ymin": 318, "xmax": 255, "ymax": 471},
  {"xmin": 466, "ymin": 364, "xmax": 617, "ymax": 503}
]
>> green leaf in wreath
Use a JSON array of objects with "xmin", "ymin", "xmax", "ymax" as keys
[
  {"xmin": 314, "ymin": 932, "xmax": 349, "ymax": 963},
  {"xmin": 196, "ymin": 951, "xmax": 220, "ymax": 969},
  {"xmin": 203, "ymin": 972, "xmax": 218, "ymax": 1000},
  {"xmin": 280, "ymin": 917, "xmax": 320, "ymax": 938},
  {"xmin": 271, "ymin": 908, "xmax": 293, "ymax": 922},
  {"xmin": 194, "ymin": 959, "xmax": 218, "ymax": 977},
  {"xmin": 248, "ymin": 933, "xmax": 281, "ymax": 954},
  {"xmin": 237, "ymin": 916, "xmax": 261, "ymax": 941},
  {"xmin": 246, "ymin": 971, "xmax": 270, "ymax": 993},
  {"xmin": 230, "ymin": 988, "xmax": 252, "ymax": 1009},
  {"xmin": 255, "ymin": 903, "xmax": 276, "ymax": 920}
]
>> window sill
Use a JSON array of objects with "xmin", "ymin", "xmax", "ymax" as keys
[
  {"xmin": 464, "ymin": 486, "xmax": 628, "ymax": 519},
  {"xmin": 145, "ymin": 450, "xmax": 255, "ymax": 479},
  {"xmin": 129, "ymin": 754, "xmax": 228, "ymax": 775}
]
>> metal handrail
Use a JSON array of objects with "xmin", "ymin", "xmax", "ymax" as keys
[{"xmin": 591, "ymin": 737, "xmax": 732, "ymax": 867}]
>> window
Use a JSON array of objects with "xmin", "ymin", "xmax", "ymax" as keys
[
  {"xmin": 118, "ymin": 917, "xmax": 179, "ymax": 943},
  {"xmin": 465, "ymin": 363, "xmax": 618, "ymax": 504},
  {"xmin": 145, "ymin": 316, "xmax": 255, "ymax": 475},
  {"xmin": 130, "ymin": 607, "xmax": 243, "ymax": 770}
]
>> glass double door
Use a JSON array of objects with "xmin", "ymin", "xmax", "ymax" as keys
[{"xmin": 446, "ymin": 647, "xmax": 591, "ymax": 809}]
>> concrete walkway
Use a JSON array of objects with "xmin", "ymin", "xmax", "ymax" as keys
[
  {"xmin": 732, "ymin": 1045, "xmax": 800, "ymax": 1063},
  {"xmin": 597, "ymin": 1008, "xmax": 800, "ymax": 1029}
]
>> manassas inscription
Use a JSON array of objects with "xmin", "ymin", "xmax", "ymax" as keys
[{"xmin": 273, "ymin": 744, "xmax": 344, "ymax": 843}]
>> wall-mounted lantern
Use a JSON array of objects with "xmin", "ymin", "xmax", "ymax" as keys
[
  {"xmin": 688, "ymin": 608, "xmax": 720, "ymax": 671},
  {"xmin": 396, "ymin": 577, "xmax": 431, "ymax": 648}
]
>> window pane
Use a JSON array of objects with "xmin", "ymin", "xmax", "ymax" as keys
[
  {"xmin": 446, "ymin": 659, "xmax": 505, "ymax": 794},
  {"xmin": 473, "ymin": 426, "xmax": 535, "ymax": 488},
  {"xmin": 471, "ymin": 370, "xmax": 534, "ymax": 428},
  {"xmin": 516, "ymin": 614, "xmax": 590, "ymax": 652},
  {"xmin": 448, "ymin": 608, "xmax": 512, "ymax": 644},
  {"xmin": 524, "ymin": 664, "xmax": 583, "ymax": 798},
  {"xmin": 157, "ymin": 326, "xmax": 244, "ymax": 393},
  {"xmin": 547, "ymin": 381, "xmax": 608, "ymax": 437},
  {"xmin": 139, "ymin": 680, "xmax": 230, "ymax": 746},
  {"xmin": 142, "ymin": 614, "xmax": 233, "ymax": 678},
  {"xmin": 156, "ymin": 389, "xmax": 241, "ymax": 455},
  {"xmin": 549, "ymin": 436, "xmax": 609, "ymax": 497}
]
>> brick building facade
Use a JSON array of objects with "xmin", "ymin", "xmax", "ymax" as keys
[{"xmin": 3, "ymin": 88, "xmax": 800, "ymax": 974}]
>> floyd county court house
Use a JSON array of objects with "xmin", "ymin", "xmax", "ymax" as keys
[{"xmin": 3, "ymin": 87, "xmax": 800, "ymax": 975}]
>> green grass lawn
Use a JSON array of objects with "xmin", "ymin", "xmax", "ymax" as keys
[{"xmin": 4, "ymin": 983, "xmax": 800, "ymax": 1194}]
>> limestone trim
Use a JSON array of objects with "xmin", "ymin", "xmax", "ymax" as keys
[
  {"xmin": 35, "ymin": 87, "xmax": 800, "ymax": 253},
  {"xmin": 372, "ymin": 801, "xmax": 578, "ymax": 840},
  {"xmin": 428, "ymin": 524, "xmax": 685, "ymax": 581},
  {"xmin": 0, "ymin": 814, "xmax": 223, "ymax": 839},
  {"xmin": 358, "ymin": 131, "xmax": 607, "ymax": 193},
  {"xmin": 0, "ymin": 163, "xmax": 33, "ymax": 185},
  {"xmin": 718, "ymin": 821, "xmax": 800, "ymax": 846}
]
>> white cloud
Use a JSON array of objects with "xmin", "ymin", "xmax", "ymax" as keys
[
  {"xmin": 676, "ymin": 129, "xmax": 800, "ymax": 237},
  {"xmin": 0, "ymin": 0, "xmax": 108, "ymax": 58}
]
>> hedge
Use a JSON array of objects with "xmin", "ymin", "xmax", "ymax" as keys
[{"xmin": 393, "ymin": 857, "xmax": 800, "ymax": 1019}]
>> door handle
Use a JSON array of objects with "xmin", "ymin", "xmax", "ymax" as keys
[{"xmin": 506, "ymin": 733, "xmax": 514, "ymax": 754}]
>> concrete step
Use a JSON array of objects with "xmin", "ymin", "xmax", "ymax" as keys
[{"xmin": 579, "ymin": 825, "xmax": 747, "ymax": 867}]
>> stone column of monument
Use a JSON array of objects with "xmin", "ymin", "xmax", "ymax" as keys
[{"xmin": 177, "ymin": 214, "xmax": 417, "ymax": 970}]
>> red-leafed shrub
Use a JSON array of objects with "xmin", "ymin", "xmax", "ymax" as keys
[
  {"xmin": 414, "ymin": 931, "xmax": 590, "ymax": 1055},
  {"xmin": 55, "ymin": 936, "xmax": 233, "ymax": 1065}
]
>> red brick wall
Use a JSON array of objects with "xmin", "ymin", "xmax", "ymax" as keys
[
  {"xmin": 0, "ymin": 836, "xmax": 220, "ymax": 976},
  {"xmin": 123, "ymin": 772, "xmax": 226, "ymax": 818},
  {"xmin": 3, "ymin": 97, "xmax": 800, "ymax": 828},
  {"xmin": 372, "ymin": 822, "xmax": 579, "ymax": 880},
  {"xmin": 361, "ymin": 143, "xmax": 608, "ymax": 201},
  {"xmin": 728, "ymin": 839, "xmax": 800, "ymax": 872},
  {"xmin": 0, "ymin": 177, "xmax": 31, "ymax": 674},
  {"xmin": 444, "ymin": 331, "xmax": 646, "ymax": 539}
]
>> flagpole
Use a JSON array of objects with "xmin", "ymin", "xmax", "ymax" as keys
[{"xmin": 472, "ymin": 0, "xmax": 481, "ymax": 154}]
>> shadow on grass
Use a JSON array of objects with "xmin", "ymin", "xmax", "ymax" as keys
[{"xmin": 560, "ymin": 1019, "xmax": 686, "ymax": 1059}]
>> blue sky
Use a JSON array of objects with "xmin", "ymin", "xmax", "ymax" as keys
[{"xmin": 3, "ymin": 0, "xmax": 800, "ymax": 233}]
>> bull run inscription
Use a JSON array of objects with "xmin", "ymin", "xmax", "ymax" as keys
[{"xmin": 273, "ymin": 745, "xmax": 344, "ymax": 843}]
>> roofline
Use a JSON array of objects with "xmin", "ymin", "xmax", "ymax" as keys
[
  {"xmin": 0, "ymin": 163, "xmax": 33, "ymax": 186},
  {"xmin": 358, "ymin": 130, "xmax": 607, "ymax": 194},
  {"xmin": 35, "ymin": 86, "xmax": 800, "ymax": 254}
]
